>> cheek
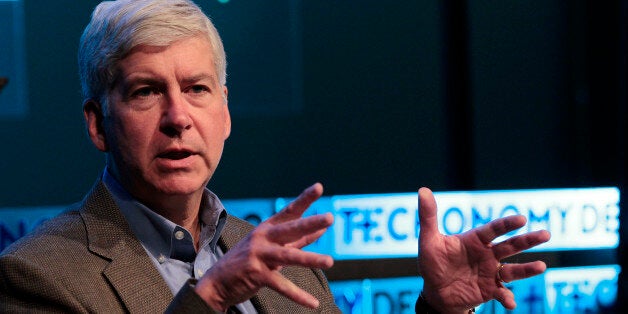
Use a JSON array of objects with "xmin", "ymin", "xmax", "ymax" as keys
[
  {"xmin": 196, "ymin": 114, "xmax": 228, "ymax": 156},
  {"xmin": 202, "ymin": 126, "xmax": 227, "ymax": 153},
  {"xmin": 106, "ymin": 115, "xmax": 154, "ymax": 162}
]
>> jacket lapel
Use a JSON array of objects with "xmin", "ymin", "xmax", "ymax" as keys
[{"xmin": 80, "ymin": 181, "xmax": 173, "ymax": 313}]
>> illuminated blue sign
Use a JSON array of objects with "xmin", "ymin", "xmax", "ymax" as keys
[
  {"xmin": 326, "ymin": 187, "xmax": 619, "ymax": 259},
  {"xmin": 543, "ymin": 265, "xmax": 619, "ymax": 313},
  {"xmin": 331, "ymin": 277, "xmax": 422, "ymax": 314}
]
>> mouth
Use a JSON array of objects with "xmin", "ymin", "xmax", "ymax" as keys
[{"xmin": 157, "ymin": 149, "xmax": 195, "ymax": 160}]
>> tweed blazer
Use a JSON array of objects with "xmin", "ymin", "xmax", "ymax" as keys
[{"xmin": 0, "ymin": 181, "xmax": 340, "ymax": 313}]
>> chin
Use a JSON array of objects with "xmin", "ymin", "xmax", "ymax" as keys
[{"xmin": 151, "ymin": 176, "xmax": 208, "ymax": 196}]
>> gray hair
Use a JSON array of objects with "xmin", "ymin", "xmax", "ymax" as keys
[{"xmin": 78, "ymin": 0, "xmax": 227, "ymax": 110}]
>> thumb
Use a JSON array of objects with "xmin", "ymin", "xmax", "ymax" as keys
[{"xmin": 418, "ymin": 187, "xmax": 440, "ymax": 242}]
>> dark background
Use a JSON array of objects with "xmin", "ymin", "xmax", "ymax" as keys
[{"xmin": 0, "ymin": 0, "xmax": 626, "ymax": 310}]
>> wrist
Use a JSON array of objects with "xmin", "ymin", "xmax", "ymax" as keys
[{"xmin": 193, "ymin": 277, "xmax": 229, "ymax": 312}]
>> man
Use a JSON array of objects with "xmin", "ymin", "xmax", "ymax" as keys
[{"xmin": 0, "ymin": 0, "xmax": 550, "ymax": 313}]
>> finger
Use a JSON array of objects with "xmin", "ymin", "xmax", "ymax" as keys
[
  {"xmin": 418, "ymin": 187, "xmax": 439, "ymax": 241},
  {"xmin": 497, "ymin": 261, "xmax": 547, "ymax": 283},
  {"xmin": 494, "ymin": 286, "xmax": 516, "ymax": 310},
  {"xmin": 474, "ymin": 215, "xmax": 527, "ymax": 245},
  {"xmin": 492, "ymin": 230, "xmax": 551, "ymax": 259},
  {"xmin": 269, "ymin": 183, "xmax": 324, "ymax": 224},
  {"xmin": 262, "ymin": 246, "xmax": 334, "ymax": 269},
  {"xmin": 267, "ymin": 213, "xmax": 333, "ymax": 245},
  {"xmin": 265, "ymin": 270, "xmax": 320, "ymax": 309},
  {"xmin": 286, "ymin": 227, "xmax": 328, "ymax": 249}
]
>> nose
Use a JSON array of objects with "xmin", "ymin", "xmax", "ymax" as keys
[{"xmin": 160, "ymin": 92, "xmax": 192, "ymax": 137}]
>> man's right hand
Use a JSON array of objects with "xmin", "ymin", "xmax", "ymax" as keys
[{"xmin": 194, "ymin": 183, "xmax": 334, "ymax": 311}]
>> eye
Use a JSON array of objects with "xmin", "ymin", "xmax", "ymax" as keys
[
  {"xmin": 187, "ymin": 85, "xmax": 209, "ymax": 94},
  {"xmin": 132, "ymin": 87, "xmax": 158, "ymax": 98}
]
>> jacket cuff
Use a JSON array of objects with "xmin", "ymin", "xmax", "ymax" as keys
[{"xmin": 165, "ymin": 279, "xmax": 220, "ymax": 314}]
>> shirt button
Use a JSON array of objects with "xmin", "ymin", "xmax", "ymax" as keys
[
  {"xmin": 197, "ymin": 270, "xmax": 204, "ymax": 277},
  {"xmin": 157, "ymin": 254, "xmax": 166, "ymax": 264},
  {"xmin": 174, "ymin": 230, "xmax": 185, "ymax": 240}
]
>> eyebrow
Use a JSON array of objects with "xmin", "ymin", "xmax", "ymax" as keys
[
  {"xmin": 181, "ymin": 73, "xmax": 219, "ymax": 87},
  {"xmin": 122, "ymin": 72, "xmax": 219, "ymax": 87},
  {"xmin": 123, "ymin": 76, "xmax": 161, "ymax": 86}
]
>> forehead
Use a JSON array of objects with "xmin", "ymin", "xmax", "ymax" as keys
[{"xmin": 115, "ymin": 36, "xmax": 217, "ymax": 82}]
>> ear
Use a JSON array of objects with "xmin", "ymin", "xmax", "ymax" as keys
[
  {"xmin": 83, "ymin": 99, "xmax": 108, "ymax": 152},
  {"xmin": 222, "ymin": 86, "xmax": 231, "ymax": 139}
]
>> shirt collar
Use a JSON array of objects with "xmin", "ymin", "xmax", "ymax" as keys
[{"xmin": 102, "ymin": 168, "xmax": 227, "ymax": 262}]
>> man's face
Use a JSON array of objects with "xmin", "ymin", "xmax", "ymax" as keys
[{"xmin": 86, "ymin": 36, "xmax": 230, "ymax": 201}]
